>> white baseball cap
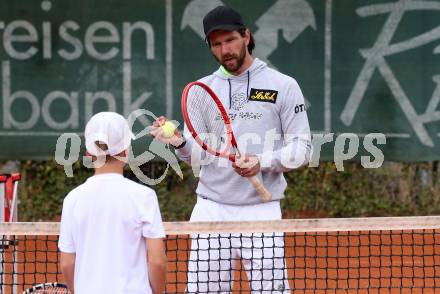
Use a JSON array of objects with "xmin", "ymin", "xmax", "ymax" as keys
[{"xmin": 85, "ymin": 112, "xmax": 135, "ymax": 156}]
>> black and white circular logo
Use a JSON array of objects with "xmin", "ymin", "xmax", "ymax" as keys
[{"xmin": 231, "ymin": 92, "xmax": 247, "ymax": 111}]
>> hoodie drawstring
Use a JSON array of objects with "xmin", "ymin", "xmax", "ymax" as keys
[
  {"xmin": 246, "ymin": 71, "xmax": 250, "ymax": 100},
  {"xmin": 228, "ymin": 71, "xmax": 250, "ymax": 109},
  {"xmin": 228, "ymin": 78, "xmax": 232, "ymax": 109}
]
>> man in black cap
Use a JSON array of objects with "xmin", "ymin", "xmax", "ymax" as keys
[
  {"xmin": 202, "ymin": 5, "xmax": 255, "ymax": 75},
  {"xmin": 151, "ymin": 5, "xmax": 312, "ymax": 293}
]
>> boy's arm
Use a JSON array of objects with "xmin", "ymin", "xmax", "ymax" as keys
[
  {"xmin": 146, "ymin": 238, "xmax": 167, "ymax": 294},
  {"xmin": 60, "ymin": 252, "xmax": 76, "ymax": 294}
]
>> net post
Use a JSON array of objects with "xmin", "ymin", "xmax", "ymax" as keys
[{"xmin": 0, "ymin": 174, "xmax": 8, "ymax": 222}]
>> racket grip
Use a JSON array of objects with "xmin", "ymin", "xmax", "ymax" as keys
[{"xmin": 247, "ymin": 175, "xmax": 272, "ymax": 202}]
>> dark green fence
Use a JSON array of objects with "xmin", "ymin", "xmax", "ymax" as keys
[{"xmin": 1, "ymin": 0, "xmax": 439, "ymax": 160}]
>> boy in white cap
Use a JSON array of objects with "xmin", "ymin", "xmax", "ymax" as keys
[{"xmin": 58, "ymin": 112, "xmax": 167, "ymax": 294}]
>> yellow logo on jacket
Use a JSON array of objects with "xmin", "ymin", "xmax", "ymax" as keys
[{"xmin": 248, "ymin": 88, "xmax": 278, "ymax": 104}]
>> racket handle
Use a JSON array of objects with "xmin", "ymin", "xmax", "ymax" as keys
[{"xmin": 247, "ymin": 175, "xmax": 272, "ymax": 202}]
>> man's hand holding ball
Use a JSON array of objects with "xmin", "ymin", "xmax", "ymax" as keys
[
  {"xmin": 161, "ymin": 121, "xmax": 177, "ymax": 138},
  {"xmin": 149, "ymin": 116, "xmax": 185, "ymax": 148}
]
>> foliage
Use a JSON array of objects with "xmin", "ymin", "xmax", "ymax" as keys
[
  {"xmin": 282, "ymin": 162, "xmax": 440, "ymax": 218},
  {"xmin": 17, "ymin": 160, "xmax": 93, "ymax": 221},
  {"xmin": 2, "ymin": 160, "xmax": 439, "ymax": 221}
]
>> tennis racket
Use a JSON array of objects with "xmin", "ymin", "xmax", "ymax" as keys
[
  {"xmin": 22, "ymin": 282, "xmax": 70, "ymax": 294},
  {"xmin": 181, "ymin": 81, "xmax": 272, "ymax": 202}
]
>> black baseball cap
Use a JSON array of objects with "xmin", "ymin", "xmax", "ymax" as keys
[{"xmin": 203, "ymin": 6, "xmax": 246, "ymax": 39}]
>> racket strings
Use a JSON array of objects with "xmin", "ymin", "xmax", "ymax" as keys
[
  {"xmin": 23, "ymin": 283, "xmax": 70, "ymax": 294},
  {"xmin": 32, "ymin": 287, "xmax": 70, "ymax": 294},
  {"xmin": 28, "ymin": 288, "xmax": 69, "ymax": 294},
  {"xmin": 186, "ymin": 85, "xmax": 228, "ymax": 152}
]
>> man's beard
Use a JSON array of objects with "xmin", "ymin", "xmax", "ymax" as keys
[{"xmin": 214, "ymin": 42, "xmax": 247, "ymax": 73}]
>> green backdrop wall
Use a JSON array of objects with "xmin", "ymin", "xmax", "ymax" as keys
[{"xmin": 0, "ymin": 0, "xmax": 439, "ymax": 160}]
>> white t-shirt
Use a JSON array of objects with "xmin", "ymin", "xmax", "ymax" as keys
[{"xmin": 58, "ymin": 173, "xmax": 165, "ymax": 294}]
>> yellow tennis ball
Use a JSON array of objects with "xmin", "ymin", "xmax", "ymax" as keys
[{"xmin": 161, "ymin": 121, "xmax": 176, "ymax": 138}]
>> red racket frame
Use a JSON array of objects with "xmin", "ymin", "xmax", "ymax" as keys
[
  {"xmin": 181, "ymin": 81, "xmax": 239, "ymax": 162},
  {"xmin": 180, "ymin": 81, "xmax": 272, "ymax": 202}
]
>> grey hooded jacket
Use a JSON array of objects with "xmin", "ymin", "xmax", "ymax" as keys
[{"xmin": 176, "ymin": 58, "xmax": 312, "ymax": 205}]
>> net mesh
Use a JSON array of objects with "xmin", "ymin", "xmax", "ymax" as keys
[{"xmin": 1, "ymin": 217, "xmax": 440, "ymax": 293}]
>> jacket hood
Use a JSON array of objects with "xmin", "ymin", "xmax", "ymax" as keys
[{"xmin": 213, "ymin": 58, "xmax": 267, "ymax": 81}]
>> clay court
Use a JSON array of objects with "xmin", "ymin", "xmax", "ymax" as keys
[{"xmin": 1, "ymin": 223, "xmax": 439, "ymax": 293}]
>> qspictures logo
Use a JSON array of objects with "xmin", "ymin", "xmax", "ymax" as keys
[{"xmin": 54, "ymin": 109, "xmax": 387, "ymax": 185}]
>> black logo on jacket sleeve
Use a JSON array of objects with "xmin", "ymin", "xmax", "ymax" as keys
[
  {"xmin": 248, "ymin": 88, "xmax": 278, "ymax": 104},
  {"xmin": 295, "ymin": 104, "xmax": 305, "ymax": 113}
]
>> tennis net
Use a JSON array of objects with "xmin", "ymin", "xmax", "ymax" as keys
[{"xmin": 1, "ymin": 216, "xmax": 440, "ymax": 293}]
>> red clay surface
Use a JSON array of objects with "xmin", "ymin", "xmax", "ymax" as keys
[{"xmin": 1, "ymin": 230, "xmax": 439, "ymax": 293}]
